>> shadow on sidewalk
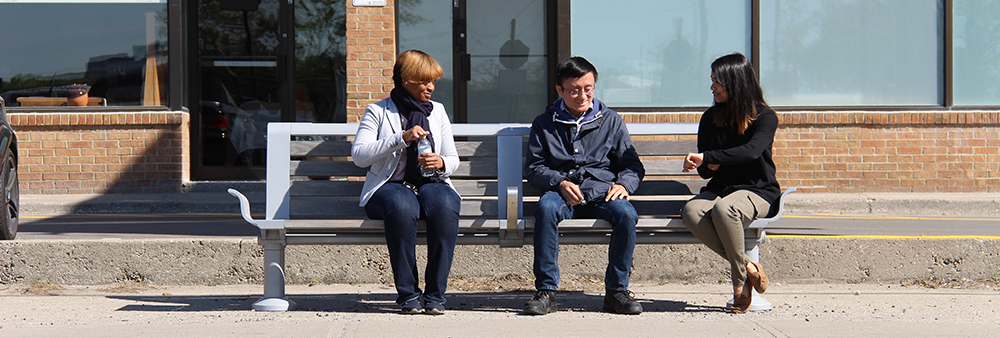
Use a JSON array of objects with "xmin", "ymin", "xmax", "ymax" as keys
[
  {"xmin": 18, "ymin": 214, "xmax": 257, "ymax": 239},
  {"xmin": 107, "ymin": 290, "xmax": 722, "ymax": 314}
]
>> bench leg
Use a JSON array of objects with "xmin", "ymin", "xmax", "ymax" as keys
[
  {"xmin": 254, "ymin": 241, "xmax": 297, "ymax": 311},
  {"xmin": 726, "ymin": 243, "xmax": 773, "ymax": 311}
]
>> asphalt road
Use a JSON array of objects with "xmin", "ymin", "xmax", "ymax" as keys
[{"xmin": 13, "ymin": 213, "xmax": 1000, "ymax": 240}]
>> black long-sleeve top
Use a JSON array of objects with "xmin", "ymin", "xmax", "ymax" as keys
[{"xmin": 696, "ymin": 104, "xmax": 781, "ymax": 204}]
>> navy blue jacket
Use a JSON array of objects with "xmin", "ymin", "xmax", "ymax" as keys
[{"xmin": 524, "ymin": 98, "xmax": 645, "ymax": 204}]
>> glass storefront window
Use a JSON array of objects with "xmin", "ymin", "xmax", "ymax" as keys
[
  {"xmin": 760, "ymin": 0, "xmax": 942, "ymax": 106},
  {"xmin": 571, "ymin": 0, "xmax": 749, "ymax": 108},
  {"xmin": 465, "ymin": 0, "xmax": 547, "ymax": 123},
  {"xmin": 0, "ymin": 1, "xmax": 168, "ymax": 108},
  {"xmin": 398, "ymin": 0, "xmax": 548, "ymax": 123},
  {"xmin": 953, "ymin": 0, "xmax": 1000, "ymax": 106},
  {"xmin": 398, "ymin": 0, "xmax": 454, "ymax": 119},
  {"xmin": 294, "ymin": 0, "xmax": 348, "ymax": 124}
]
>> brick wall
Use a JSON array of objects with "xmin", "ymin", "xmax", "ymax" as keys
[
  {"xmin": 345, "ymin": 0, "xmax": 395, "ymax": 123},
  {"xmin": 620, "ymin": 111, "xmax": 1000, "ymax": 193},
  {"xmin": 10, "ymin": 112, "xmax": 190, "ymax": 194},
  {"xmin": 775, "ymin": 111, "xmax": 1000, "ymax": 193}
]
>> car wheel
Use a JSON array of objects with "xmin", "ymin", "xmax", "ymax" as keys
[{"xmin": 0, "ymin": 149, "xmax": 18, "ymax": 240}]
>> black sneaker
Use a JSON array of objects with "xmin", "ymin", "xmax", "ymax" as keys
[
  {"xmin": 400, "ymin": 298, "xmax": 422, "ymax": 314},
  {"xmin": 603, "ymin": 290, "xmax": 642, "ymax": 315},
  {"xmin": 423, "ymin": 301, "xmax": 445, "ymax": 315},
  {"xmin": 523, "ymin": 290, "xmax": 557, "ymax": 315}
]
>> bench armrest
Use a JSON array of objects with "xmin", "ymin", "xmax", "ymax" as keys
[
  {"xmin": 499, "ymin": 185, "xmax": 525, "ymax": 247},
  {"xmin": 506, "ymin": 186, "xmax": 519, "ymax": 232},
  {"xmin": 228, "ymin": 188, "xmax": 286, "ymax": 230},
  {"xmin": 747, "ymin": 187, "xmax": 797, "ymax": 229}
]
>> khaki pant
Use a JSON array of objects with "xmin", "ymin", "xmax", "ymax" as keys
[{"xmin": 681, "ymin": 190, "xmax": 770, "ymax": 287}]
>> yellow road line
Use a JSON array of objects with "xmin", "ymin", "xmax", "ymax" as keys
[
  {"xmin": 769, "ymin": 234, "xmax": 1000, "ymax": 239},
  {"xmin": 22, "ymin": 213, "xmax": 243, "ymax": 219},
  {"xmin": 784, "ymin": 214, "xmax": 1000, "ymax": 221}
]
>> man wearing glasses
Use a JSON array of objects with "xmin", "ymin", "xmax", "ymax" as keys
[{"xmin": 522, "ymin": 56, "xmax": 645, "ymax": 315}]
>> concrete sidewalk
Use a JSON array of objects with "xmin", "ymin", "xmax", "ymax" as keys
[{"xmin": 1, "ymin": 283, "xmax": 997, "ymax": 337}]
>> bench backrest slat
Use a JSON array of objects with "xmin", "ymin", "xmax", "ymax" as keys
[
  {"xmin": 290, "ymin": 180, "xmax": 500, "ymax": 196},
  {"xmin": 290, "ymin": 160, "xmax": 499, "ymax": 178},
  {"xmin": 291, "ymin": 140, "xmax": 501, "ymax": 158},
  {"xmin": 270, "ymin": 122, "xmax": 704, "ymax": 221}
]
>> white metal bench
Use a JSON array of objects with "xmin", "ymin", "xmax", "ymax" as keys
[{"xmin": 228, "ymin": 122, "xmax": 794, "ymax": 312}]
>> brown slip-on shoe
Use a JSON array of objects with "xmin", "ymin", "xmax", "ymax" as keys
[
  {"xmin": 730, "ymin": 291, "xmax": 751, "ymax": 314},
  {"xmin": 748, "ymin": 261, "xmax": 768, "ymax": 294}
]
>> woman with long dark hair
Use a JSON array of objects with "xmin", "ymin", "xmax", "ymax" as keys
[
  {"xmin": 352, "ymin": 50, "xmax": 460, "ymax": 315},
  {"xmin": 681, "ymin": 52, "xmax": 780, "ymax": 313}
]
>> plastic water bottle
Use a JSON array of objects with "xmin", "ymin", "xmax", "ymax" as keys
[{"xmin": 417, "ymin": 137, "xmax": 435, "ymax": 177}]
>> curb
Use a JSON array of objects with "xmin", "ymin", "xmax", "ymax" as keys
[{"xmin": 3, "ymin": 237, "xmax": 999, "ymax": 285}]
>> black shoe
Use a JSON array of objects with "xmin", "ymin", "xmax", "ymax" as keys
[
  {"xmin": 603, "ymin": 290, "xmax": 642, "ymax": 315},
  {"xmin": 423, "ymin": 301, "xmax": 445, "ymax": 315},
  {"xmin": 523, "ymin": 290, "xmax": 557, "ymax": 315},
  {"xmin": 400, "ymin": 298, "xmax": 422, "ymax": 314}
]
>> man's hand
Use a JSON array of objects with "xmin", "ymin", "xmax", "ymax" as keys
[
  {"xmin": 707, "ymin": 164, "xmax": 720, "ymax": 171},
  {"xmin": 402, "ymin": 125, "xmax": 429, "ymax": 142},
  {"xmin": 559, "ymin": 180, "xmax": 585, "ymax": 206},
  {"xmin": 605, "ymin": 184, "xmax": 630, "ymax": 202}
]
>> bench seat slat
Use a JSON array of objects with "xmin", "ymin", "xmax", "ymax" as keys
[
  {"xmin": 290, "ymin": 180, "xmax": 500, "ymax": 196},
  {"xmin": 285, "ymin": 218, "xmax": 504, "ymax": 230},
  {"xmin": 520, "ymin": 200, "xmax": 688, "ymax": 217},
  {"xmin": 283, "ymin": 217, "xmax": 690, "ymax": 231},
  {"xmin": 284, "ymin": 233, "xmax": 708, "ymax": 246},
  {"xmin": 289, "ymin": 199, "xmax": 498, "ymax": 217}
]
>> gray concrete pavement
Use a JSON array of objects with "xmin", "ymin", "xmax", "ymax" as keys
[
  {"xmin": 4, "ymin": 189, "xmax": 1000, "ymax": 336},
  {"xmin": 2, "ymin": 283, "xmax": 998, "ymax": 337}
]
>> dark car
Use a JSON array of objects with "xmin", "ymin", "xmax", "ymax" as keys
[{"xmin": 0, "ymin": 97, "xmax": 19, "ymax": 240}]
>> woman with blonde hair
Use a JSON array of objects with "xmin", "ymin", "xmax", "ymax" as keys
[
  {"xmin": 681, "ymin": 52, "xmax": 779, "ymax": 313},
  {"xmin": 352, "ymin": 50, "xmax": 459, "ymax": 315}
]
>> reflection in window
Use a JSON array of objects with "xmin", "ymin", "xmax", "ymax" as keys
[
  {"xmin": 398, "ymin": 0, "xmax": 454, "ymax": 119},
  {"xmin": 295, "ymin": 0, "xmax": 348, "ymax": 124},
  {"xmin": 760, "ymin": 0, "xmax": 941, "ymax": 106},
  {"xmin": 0, "ymin": 2, "xmax": 168, "ymax": 107},
  {"xmin": 572, "ymin": 0, "xmax": 748, "ymax": 108},
  {"xmin": 466, "ymin": 0, "xmax": 547, "ymax": 123},
  {"xmin": 954, "ymin": 0, "xmax": 1000, "ymax": 106}
]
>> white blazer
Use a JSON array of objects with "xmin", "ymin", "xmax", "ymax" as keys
[{"xmin": 352, "ymin": 97, "xmax": 460, "ymax": 207}]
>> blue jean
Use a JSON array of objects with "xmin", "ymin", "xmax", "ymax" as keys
[
  {"xmin": 533, "ymin": 190, "xmax": 638, "ymax": 291},
  {"xmin": 364, "ymin": 182, "xmax": 460, "ymax": 305}
]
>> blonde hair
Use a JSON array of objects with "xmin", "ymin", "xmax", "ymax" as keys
[{"xmin": 392, "ymin": 50, "xmax": 444, "ymax": 87}]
